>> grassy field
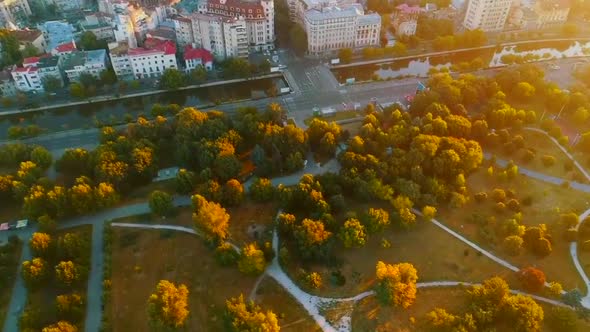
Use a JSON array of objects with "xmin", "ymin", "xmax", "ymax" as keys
[
  {"xmin": 21, "ymin": 225, "xmax": 92, "ymax": 331},
  {"xmin": 351, "ymin": 286, "xmax": 590, "ymax": 332},
  {"xmin": 285, "ymin": 199, "xmax": 519, "ymax": 298},
  {"xmin": 0, "ymin": 238, "xmax": 22, "ymax": 329},
  {"xmin": 438, "ymin": 168, "xmax": 590, "ymax": 292},
  {"xmin": 488, "ymin": 129, "xmax": 587, "ymax": 183},
  {"xmin": 254, "ymin": 277, "xmax": 321, "ymax": 332},
  {"xmin": 108, "ymin": 227, "xmax": 309, "ymax": 330}
]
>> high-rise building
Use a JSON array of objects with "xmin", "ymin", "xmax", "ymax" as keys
[
  {"xmin": 0, "ymin": 0, "xmax": 32, "ymax": 28},
  {"xmin": 189, "ymin": 13, "xmax": 249, "ymax": 59},
  {"xmin": 463, "ymin": 0, "xmax": 512, "ymax": 32}
]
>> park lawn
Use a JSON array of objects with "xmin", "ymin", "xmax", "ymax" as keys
[
  {"xmin": 123, "ymin": 179, "xmax": 176, "ymax": 203},
  {"xmin": 488, "ymin": 129, "xmax": 587, "ymax": 183},
  {"xmin": 285, "ymin": 200, "xmax": 519, "ymax": 299},
  {"xmin": 351, "ymin": 286, "xmax": 590, "ymax": 332},
  {"xmin": 304, "ymin": 111, "xmax": 363, "ymax": 126},
  {"xmin": 254, "ymin": 276, "xmax": 321, "ymax": 332},
  {"xmin": 226, "ymin": 201, "xmax": 277, "ymax": 247},
  {"xmin": 21, "ymin": 225, "xmax": 92, "ymax": 331},
  {"xmin": 437, "ymin": 168, "xmax": 590, "ymax": 292},
  {"xmin": 109, "ymin": 227, "xmax": 263, "ymax": 331},
  {"xmin": 0, "ymin": 238, "xmax": 22, "ymax": 329}
]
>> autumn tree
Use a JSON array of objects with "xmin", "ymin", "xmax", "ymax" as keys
[
  {"xmin": 518, "ymin": 267, "xmax": 546, "ymax": 293},
  {"xmin": 30, "ymin": 232, "xmax": 53, "ymax": 258},
  {"xmin": 41, "ymin": 321, "xmax": 78, "ymax": 332},
  {"xmin": 224, "ymin": 294, "xmax": 280, "ymax": 332},
  {"xmin": 249, "ymin": 177, "xmax": 275, "ymax": 202},
  {"xmin": 30, "ymin": 146, "xmax": 53, "ymax": 170},
  {"xmin": 55, "ymin": 261, "xmax": 82, "ymax": 286},
  {"xmin": 238, "ymin": 243, "xmax": 267, "ymax": 275},
  {"xmin": 339, "ymin": 218, "xmax": 367, "ymax": 248},
  {"xmin": 22, "ymin": 257, "xmax": 49, "ymax": 288},
  {"xmin": 215, "ymin": 243, "xmax": 240, "ymax": 266},
  {"xmin": 393, "ymin": 195, "xmax": 417, "ymax": 228},
  {"xmin": 148, "ymin": 280, "xmax": 190, "ymax": 329},
  {"xmin": 56, "ymin": 293, "xmax": 85, "ymax": 322},
  {"xmin": 294, "ymin": 218, "xmax": 333, "ymax": 260},
  {"xmin": 94, "ymin": 182, "xmax": 119, "ymax": 209},
  {"xmin": 57, "ymin": 233, "xmax": 88, "ymax": 263},
  {"xmin": 56, "ymin": 148, "xmax": 93, "ymax": 177},
  {"xmin": 374, "ymin": 261, "xmax": 418, "ymax": 308},
  {"xmin": 422, "ymin": 205, "xmax": 437, "ymax": 221},
  {"xmin": 503, "ymin": 235, "xmax": 524, "ymax": 256},
  {"xmin": 149, "ymin": 190, "xmax": 174, "ymax": 217},
  {"xmin": 362, "ymin": 208, "xmax": 390, "ymax": 234},
  {"xmin": 192, "ymin": 194, "xmax": 230, "ymax": 243},
  {"xmin": 68, "ymin": 177, "xmax": 95, "ymax": 215},
  {"xmin": 502, "ymin": 294, "xmax": 544, "ymax": 332},
  {"xmin": 306, "ymin": 118, "xmax": 342, "ymax": 158},
  {"xmin": 222, "ymin": 179, "xmax": 244, "ymax": 206}
]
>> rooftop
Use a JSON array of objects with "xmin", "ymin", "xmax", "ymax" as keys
[
  {"xmin": 86, "ymin": 49, "xmax": 107, "ymax": 65},
  {"xmin": 538, "ymin": 0, "xmax": 571, "ymax": 11},
  {"xmin": 395, "ymin": 4, "xmax": 425, "ymax": 15},
  {"xmin": 61, "ymin": 52, "xmax": 86, "ymax": 70},
  {"xmin": 184, "ymin": 45, "xmax": 213, "ymax": 62},
  {"xmin": 147, "ymin": 27, "xmax": 177, "ymax": 41},
  {"xmin": 128, "ymin": 38, "xmax": 176, "ymax": 56},
  {"xmin": 11, "ymin": 29, "xmax": 43, "ymax": 43},
  {"xmin": 37, "ymin": 55, "xmax": 60, "ymax": 68},
  {"xmin": 108, "ymin": 41, "xmax": 129, "ymax": 56},
  {"xmin": 53, "ymin": 41, "xmax": 77, "ymax": 54},
  {"xmin": 305, "ymin": 4, "xmax": 366, "ymax": 21}
]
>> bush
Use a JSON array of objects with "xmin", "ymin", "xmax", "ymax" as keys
[
  {"xmin": 541, "ymin": 155, "xmax": 556, "ymax": 167},
  {"xmin": 491, "ymin": 188, "xmax": 506, "ymax": 202},
  {"xmin": 534, "ymin": 237, "xmax": 553, "ymax": 257},
  {"xmin": 518, "ymin": 267, "xmax": 546, "ymax": 292},
  {"xmin": 494, "ymin": 202, "xmax": 506, "ymax": 213},
  {"xmin": 305, "ymin": 272, "xmax": 322, "ymax": 289},
  {"xmin": 503, "ymin": 235, "xmax": 523, "ymax": 256},
  {"xmin": 474, "ymin": 192, "xmax": 487, "ymax": 202},
  {"xmin": 564, "ymin": 159, "xmax": 574, "ymax": 171},
  {"xmin": 506, "ymin": 199, "xmax": 521, "ymax": 212},
  {"xmin": 214, "ymin": 243, "xmax": 240, "ymax": 266},
  {"xmin": 560, "ymin": 213, "xmax": 579, "ymax": 229}
]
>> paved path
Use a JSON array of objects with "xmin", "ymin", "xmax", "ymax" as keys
[{"xmin": 2, "ymin": 233, "xmax": 32, "ymax": 332}]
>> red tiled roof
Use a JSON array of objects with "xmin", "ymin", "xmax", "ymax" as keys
[
  {"xmin": 14, "ymin": 66, "xmax": 38, "ymax": 73},
  {"xmin": 54, "ymin": 41, "xmax": 77, "ymax": 53},
  {"xmin": 184, "ymin": 45, "xmax": 213, "ymax": 62},
  {"xmin": 129, "ymin": 38, "xmax": 176, "ymax": 56},
  {"xmin": 11, "ymin": 29, "xmax": 43, "ymax": 42},
  {"xmin": 22, "ymin": 54, "xmax": 50, "ymax": 67}
]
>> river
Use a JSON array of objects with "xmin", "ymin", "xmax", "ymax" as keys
[
  {"xmin": 332, "ymin": 40, "xmax": 590, "ymax": 83},
  {"xmin": 0, "ymin": 76, "xmax": 287, "ymax": 139}
]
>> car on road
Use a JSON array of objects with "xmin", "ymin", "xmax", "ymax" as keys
[{"xmin": 549, "ymin": 64, "xmax": 560, "ymax": 70}]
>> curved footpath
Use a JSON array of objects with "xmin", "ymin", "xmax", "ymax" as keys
[{"xmin": 4, "ymin": 128, "xmax": 590, "ymax": 332}]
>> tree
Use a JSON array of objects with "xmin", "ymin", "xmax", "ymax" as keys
[
  {"xmin": 215, "ymin": 243, "xmax": 240, "ymax": 266},
  {"xmin": 213, "ymin": 154, "xmax": 241, "ymax": 182},
  {"xmin": 560, "ymin": 212, "xmax": 579, "ymax": 229},
  {"xmin": 319, "ymin": 132, "xmax": 337, "ymax": 157},
  {"xmin": 175, "ymin": 169, "xmax": 197, "ymax": 194},
  {"xmin": 339, "ymin": 218, "xmax": 367, "ymax": 248},
  {"xmin": 222, "ymin": 179, "xmax": 244, "ymax": 206},
  {"xmin": 422, "ymin": 205, "xmax": 437, "ymax": 221},
  {"xmin": 362, "ymin": 208, "xmax": 390, "ymax": 233},
  {"xmin": 56, "ymin": 293, "xmax": 85, "ymax": 322},
  {"xmin": 547, "ymin": 307, "xmax": 577, "ymax": 332},
  {"xmin": 99, "ymin": 69, "xmax": 117, "ymax": 85},
  {"xmin": 289, "ymin": 24, "xmax": 308, "ymax": 56},
  {"xmin": 78, "ymin": 31, "xmax": 105, "ymax": 50},
  {"xmin": 70, "ymin": 83, "xmax": 85, "ymax": 98},
  {"xmin": 238, "ymin": 243, "xmax": 266, "ymax": 275},
  {"xmin": 149, "ymin": 190, "xmax": 174, "ymax": 217},
  {"xmin": 94, "ymin": 182, "xmax": 119, "ymax": 209},
  {"xmin": 518, "ymin": 267, "xmax": 546, "ymax": 293},
  {"xmin": 42, "ymin": 75, "xmax": 62, "ymax": 93},
  {"xmin": 30, "ymin": 232, "xmax": 52, "ymax": 258},
  {"xmin": 502, "ymin": 294, "xmax": 544, "ymax": 332},
  {"xmin": 249, "ymin": 177, "xmax": 275, "ymax": 202},
  {"xmin": 22, "ymin": 257, "xmax": 49, "ymax": 288},
  {"xmin": 305, "ymin": 272, "xmax": 322, "ymax": 289},
  {"xmin": 69, "ymin": 178, "xmax": 95, "ymax": 215},
  {"xmin": 55, "ymin": 261, "xmax": 82, "ymax": 286},
  {"xmin": 224, "ymin": 294, "xmax": 280, "ymax": 332},
  {"xmin": 192, "ymin": 194, "xmax": 230, "ymax": 242},
  {"xmin": 160, "ymin": 68, "xmax": 186, "ymax": 89},
  {"xmin": 338, "ymin": 48, "xmax": 353, "ymax": 63},
  {"xmin": 222, "ymin": 58, "xmax": 252, "ymax": 78},
  {"xmin": 41, "ymin": 321, "xmax": 78, "ymax": 332},
  {"xmin": 189, "ymin": 66, "xmax": 207, "ymax": 83},
  {"xmin": 374, "ymin": 261, "xmax": 418, "ymax": 308},
  {"xmin": 514, "ymin": 82, "xmax": 536, "ymax": 101},
  {"xmin": 38, "ymin": 215, "xmax": 57, "ymax": 234},
  {"xmin": 392, "ymin": 195, "xmax": 416, "ymax": 227},
  {"xmin": 56, "ymin": 148, "xmax": 92, "ymax": 177},
  {"xmin": 503, "ymin": 235, "xmax": 523, "ymax": 256},
  {"xmin": 148, "ymin": 280, "xmax": 190, "ymax": 329},
  {"xmin": 294, "ymin": 218, "xmax": 333, "ymax": 260},
  {"xmin": 57, "ymin": 233, "xmax": 88, "ymax": 263},
  {"xmin": 22, "ymin": 43, "xmax": 39, "ymax": 57},
  {"xmin": 30, "ymin": 146, "xmax": 53, "ymax": 171}
]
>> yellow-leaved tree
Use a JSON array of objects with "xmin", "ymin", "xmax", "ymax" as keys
[{"xmin": 147, "ymin": 280, "xmax": 189, "ymax": 329}]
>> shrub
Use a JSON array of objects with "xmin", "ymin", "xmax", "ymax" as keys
[
  {"xmin": 214, "ymin": 243, "xmax": 239, "ymax": 266},
  {"xmin": 541, "ymin": 155, "xmax": 556, "ymax": 167},
  {"xmin": 474, "ymin": 192, "xmax": 487, "ymax": 202},
  {"xmin": 494, "ymin": 202, "xmax": 506, "ymax": 213},
  {"xmin": 560, "ymin": 213, "xmax": 579, "ymax": 229},
  {"xmin": 491, "ymin": 188, "xmax": 506, "ymax": 202},
  {"xmin": 506, "ymin": 199, "xmax": 521, "ymax": 212},
  {"xmin": 534, "ymin": 237, "xmax": 552, "ymax": 257},
  {"xmin": 503, "ymin": 235, "xmax": 523, "ymax": 256},
  {"xmin": 305, "ymin": 272, "xmax": 322, "ymax": 289}
]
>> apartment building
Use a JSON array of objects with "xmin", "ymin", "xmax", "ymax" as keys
[
  {"xmin": 184, "ymin": 45, "xmax": 214, "ymax": 71},
  {"xmin": 11, "ymin": 55, "xmax": 63, "ymax": 92},
  {"xmin": 533, "ymin": 0, "xmax": 570, "ymax": 28},
  {"xmin": 61, "ymin": 50, "xmax": 109, "ymax": 82},
  {"xmin": 463, "ymin": 0, "xmax": 513, "ymax": 32},
  {"xmin": 304, "ymin": 4, "xmax": 380, "ymax": 56},
  {"xmin": 82, "ymin": 13, "xmax": 116, "ymax": 41},
  {"xmin": 189, "ymin": 13, "xmax": 248, "ymax": 59},
  {"xmin": 11, "ymin": 29, "xmax": 46, "ymax": 54},
  {"xmin": 39, "ymin": 20, "xmax": 75, "ymax": 52},
  {"xmin": 0, "ymin": 0, "xmax": 31, "ymax": 28},
  {"xmin": 113, "ymin": 13, "xmax": 138, "ymax": 48},
  {"xmin": 128, "ymin": 38, "xmax": 178, "ymax": 79},
  {"xmin": 171, "ymin": 14, "xmax": 194, "ymax": 46},
  {"xmin": 108, "ymin": 42, "xmax": 133, "ymax": 79}
]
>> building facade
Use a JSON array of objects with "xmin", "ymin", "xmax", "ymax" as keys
[
  {"xmin": 463, "ymin": 0, "xmax": 513, "ymax": 32},
  {"xmin": 61, "ymin": 50, "xmax": 108, "ymax": 82},
  {"xmin": 11, "ymin": 29, "xmax": 46, "ymax": 54},
  {"xmin": 171, "ymin": 14, "xmax": 194, "ymax": 47},
  {"xmin": 11, "ymin": 55, "xmax": 63, "ymax": 92},
  {"xmin": 184, "ymin": 45, "xmax": 214, "ymax": 71},
  {"xmin": 533, "ymin": 0, "xmax": 570, "ymax": 28},
  {"xmin": 190, "ymin": 13, "xmax": 249, "ymax": 59},
  {"xmin": 304, "ymin": 4, "xmax": 380, "ymax": 56},
  {"xmin": 128, "ymin": 38, "xmax": 178, "ymax": 79},
  {"xmin": 108, "ymin": 41, "xmax": 133, "ymax": 79},
  {"xmin": 0, "ymin": 0, "xmax": 31, "ymax": 28}
]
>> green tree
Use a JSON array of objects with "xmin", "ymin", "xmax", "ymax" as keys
[
  {"xmin": 222, "ymin": 58, "xmax": 252, "ymax": 78},
  {"xmin": 189, "ymin": 66, "xmax": 207, "ymax": 83},
  {"xmin": 502, "ymin": 294, "xmax": 544, "ymax": 332},
  {"xmin": 22, "ymin": 43, "xmax": 39, "ymax": 57},
  {"xmin": 99, "ymin": 69, "xmax": 117, "ymax": 85},
  {"xmin": 374, "ymin": 261, "xmax": 418, "ymax": 308},
  {"xmin": 503, "ymin": 235, "xmax": 523, "ymax": 256},
  {"xmin": 55, "ymin": 293, "xmax": 85, "ymax": 322},
  {"xmin": 149, "ymin": 190, "xmax": 174, "ymax": 217},
  {"xmin": 249, "ymin": 177, "xmax": 275, "ymax": 202},
  {"xmin": 78, "ymin": 31, "xmax": 107, "ymax": 50},
  {"xmin": 42, "ymin": 75, "xmax": 62, "ymax": 93},
  {"xmin": 224, "ymin": 294, "xmax": 280, "ymax": 332},
  {"xmin": 159, "ymin": 68, "xmax": 186, "ymax": 89},
  {"xmin": 215, "ymin": 243, "xmax": 240, "ymax": 266},
  {"xmin": 547, "ymin": 307, "xmax": 577, "ymax": 332},
  {"xmin": 362, "ymin": 208, "xmax": 390, "ymax": 233},
  {"xmin": 238, "ymin": 243, "xmax": 266, "ymax": 275},
  {"xmin": 289, "ymin": 24, "xmax": 308, "ymax": 56},
  {"xmin": 30, "ymin": 146, "xmax": 53, "ymax": 170},
  {"xmin": 175, "ymin": 169, "xmax": 197, "ymax": 194},
  {"xmin": 392, "ymin": 195, "xmax": 416, "ymax": 227},
  {"xmin": 70, "ymin": 83, "xmax": 85, "ymax": 98},
  {"xmin": 192, "ymin": 194, "xmax": 231, "ymax": 242},
  {"xmin": 339, "ymin": 218, "xmax": 367, "ymax": 248},
  {"xmin": 56, "ymin": 148, "xmax": 92, "ymax": 177},
  {"xmin": 148, "ymin": 280, "xmax": 190, "ymax": 329}
]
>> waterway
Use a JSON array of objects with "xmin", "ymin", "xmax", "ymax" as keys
[
  {"xmin": 332, "ymin": 40, "xmax": 590, "ymax": 83},
  {"xmin": 0, "ymin": 77, "xmax": 287, "ymax": 139}
]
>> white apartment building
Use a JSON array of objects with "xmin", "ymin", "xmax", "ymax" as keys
[
  {"xmin": 171, "ymin": 14, "xmax": 194, "ymax": 46},
  {"xmin": 61, "ymin": 50, "xmax": 109, "ymax": 82},
  {"xmin": 190, "ymin": 13, "xmax": 248, "ymax": 59},
  {"xmin": 463, "ymin": 0, "xmax": 513, "ymax": 32},
  {"xmin": 128, "ymin": 39, "xmax": 178, "ymax": 79},
  {"xmin": 114, "ymin": 13, "xmax": 138, "ymax": 48},
  {"xmin": 205, "ymin": 0, "xmax": 275, "ymax": 51},
  {"xmin": 11, "ymin": 55, "xmax": 63, "ymax": 92},
  {"xmin": 108, "ymin": 42, "xmax": 133, "ymax": 79},
  {"xmin": 304, "ymin": 4, "xmax": 380, "ymax": 56},
  {"xmin": 0, "ymin": 0, "xmax": 31, "ymax": 28}
]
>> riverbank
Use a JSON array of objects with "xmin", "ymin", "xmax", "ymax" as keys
[
  {"xmin": 330, "ymin": 37, "xmax": 590, "ymax": 69},
  {"xmin": 0, "ymin": 72, "xmax": 286, "ymax": 117}
]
